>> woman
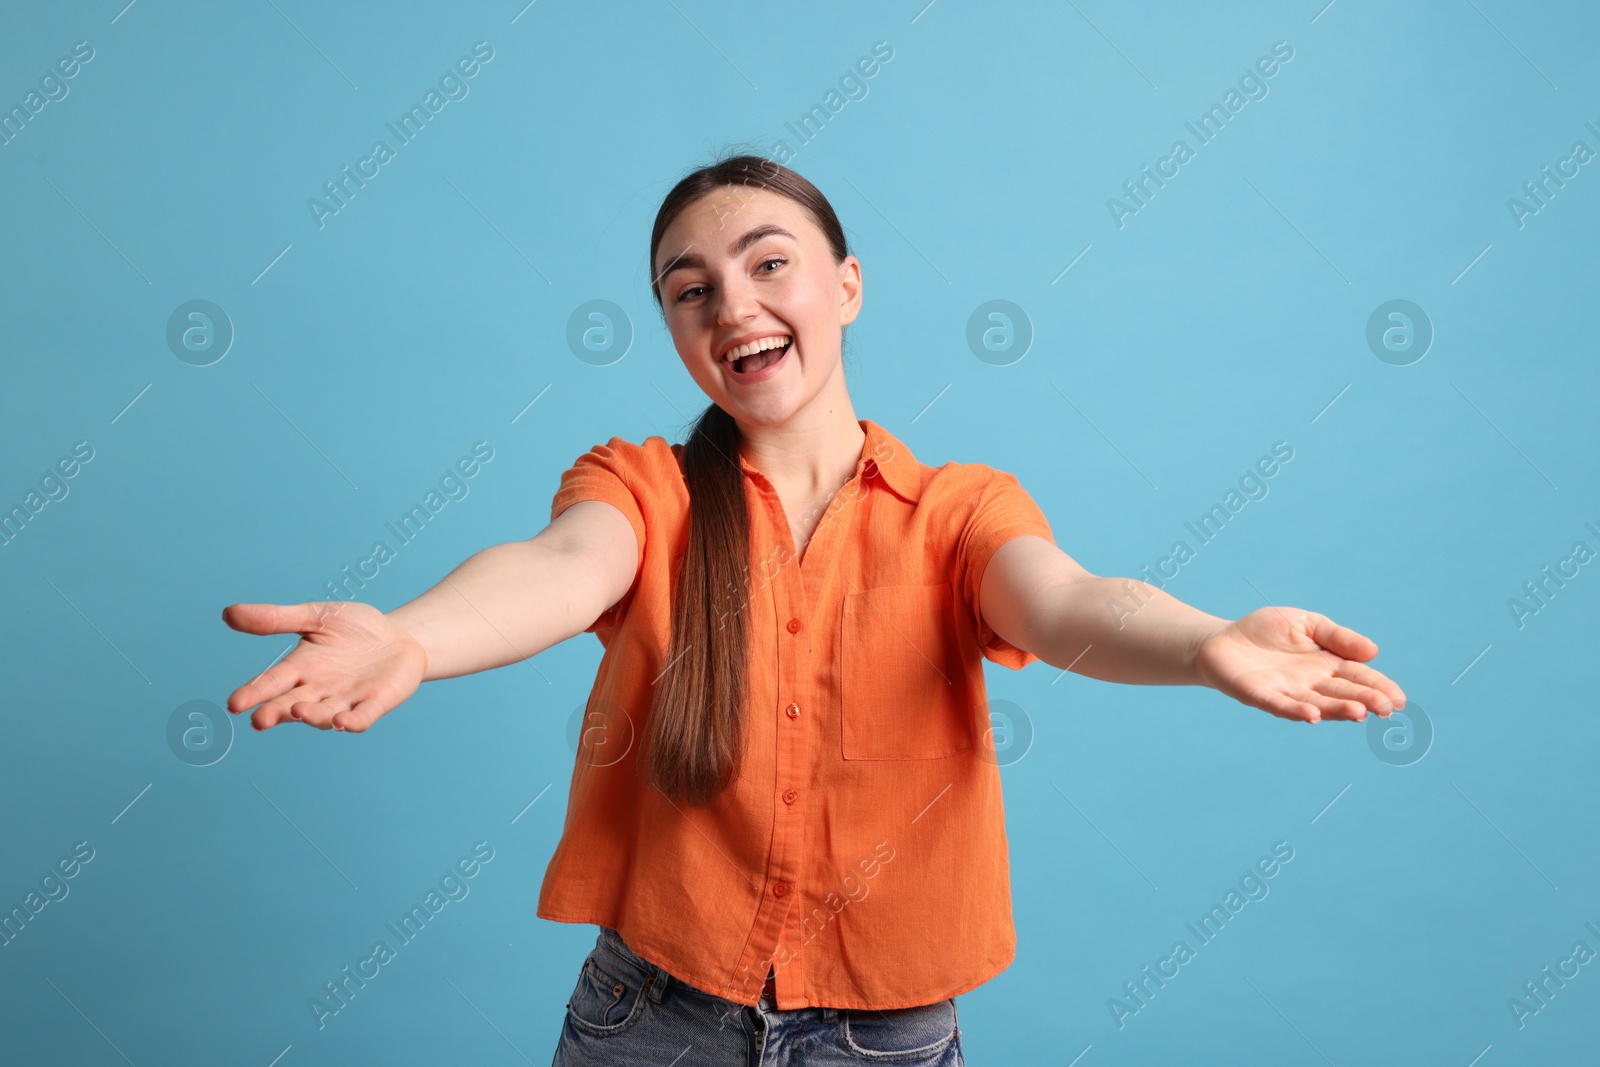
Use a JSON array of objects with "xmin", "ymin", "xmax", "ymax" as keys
[{"xmin": 223, "ymin": 154, "xmax": 1405, "ymax": 1065}]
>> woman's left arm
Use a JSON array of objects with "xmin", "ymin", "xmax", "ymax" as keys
[{"xmin": 979, "ymin": 535, "xmax": 1406, "ymax": 724}]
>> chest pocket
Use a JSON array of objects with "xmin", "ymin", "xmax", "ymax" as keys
[{"xmin": 840, "ymin": 582, "xmax": 972, "ymax": 760}]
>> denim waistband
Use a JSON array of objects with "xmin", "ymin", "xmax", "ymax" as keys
[
  {"xmin": 598, "ymin": 926, "xmax": 656, "ymax": 973},
  {"xmin": 597, "ymin": 926, "xmax": 675, "ymax": 1003},
  {"xmin": 596, "ymin": 926, "xmax": 845, "ymax": 1020}
]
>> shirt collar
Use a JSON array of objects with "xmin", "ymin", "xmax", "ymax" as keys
[
  {"xmin": 736, "ymin": 418, "xmax": 922, "ymax": 504},
  {"xmin": 856, "ymin": 419, "xmax": 922, "ymax": 503}
]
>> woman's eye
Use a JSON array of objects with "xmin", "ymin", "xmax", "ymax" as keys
[{"xmin": 674, "ymin": 259, "xmax": 781, "ymax": 302}]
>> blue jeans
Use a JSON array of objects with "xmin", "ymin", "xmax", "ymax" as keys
[{"xmin": 550, "ymin": 925, "xmax": 965, "ymax": 1066}]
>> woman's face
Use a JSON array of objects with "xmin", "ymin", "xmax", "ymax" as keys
[{"xmin": 655, "ymin": 186, "xmax": 862, "ymax": 429}]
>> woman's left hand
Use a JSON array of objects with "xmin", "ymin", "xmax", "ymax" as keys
[{"xmin": 1191, "ymin": 607, "xmax": 1406, "ymax": 724}]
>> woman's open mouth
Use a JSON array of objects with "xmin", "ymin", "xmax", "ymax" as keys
[{"xmin": 725, "ymin": 336, "xmax": 792, "ymax": 382}]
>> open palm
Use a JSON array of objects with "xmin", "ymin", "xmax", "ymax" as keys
[
  {"xmin": 221, "ymin": 600, "xmax": 427, "ymax": 733},
  {"xmin": 1192, "ymin": 606, "xmax": 1406, "ymax": 724}
]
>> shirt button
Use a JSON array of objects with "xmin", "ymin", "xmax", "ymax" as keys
[
  {"xmin": 786, "ymin": 617, "xmax": 801, "ymax": 634},
  {"xmin": 783, "ymin": 789, "xmax": 798, "ymax": 805},
  {"xmin": 786, "ymin": 702, "xmax": 800, "ymax": 720},
  {"xmin": 773, "ymin": 883, "xmax": 789, "ymax": 898}
]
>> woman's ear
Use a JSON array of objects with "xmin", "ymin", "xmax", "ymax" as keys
[{"xmin": 837, "ymin": 255, "xmax": 863, "ymax": 326}]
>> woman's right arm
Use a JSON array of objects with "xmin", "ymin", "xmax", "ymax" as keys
[
  {"xmin": 391, "ymin": 498, "xmax": 640, "ymax": 681},
  {"xmin": 223, "ymin": 499, "xmax": 639, "ymax": 732}
]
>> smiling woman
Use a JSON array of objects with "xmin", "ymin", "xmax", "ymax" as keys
[{"xmin": 222, "ymin": 149, "xmax": 1407, "ymax": 1066}]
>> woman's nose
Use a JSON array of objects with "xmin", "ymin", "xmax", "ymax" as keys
[{"xmin": 715, "ymin": 276, "xmax": 759, "ymax": 325}]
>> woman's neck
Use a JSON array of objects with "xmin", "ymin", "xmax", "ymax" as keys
[{"xmin": 736, "ymin": 404, "xmax": 867, "ymax": 500}]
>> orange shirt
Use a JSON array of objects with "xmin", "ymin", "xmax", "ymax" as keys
[{"xmin": 538, "ymin": 417, "xmax": 1055, "ymax": 1010}]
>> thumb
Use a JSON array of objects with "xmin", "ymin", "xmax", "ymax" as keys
[
  {"xmin": 1304, "ymin": 612, "xmax": 1378, "ymax": 662},
  {"xmin": 221, "ymin": 602, "xmax": 335, "ymax": 636}
]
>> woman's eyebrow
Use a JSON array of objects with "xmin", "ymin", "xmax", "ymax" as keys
[{"xmin": 656, "ymin": 224, "xmax": 797, "ymax": 283}]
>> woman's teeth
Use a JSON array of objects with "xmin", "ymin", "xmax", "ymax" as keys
[{"xmin": 729, "ymin": 337, "xmax": 790, "ymax": 374}]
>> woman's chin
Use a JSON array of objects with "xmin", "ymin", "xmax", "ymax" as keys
[{"xmin": 725, "ymin": 389, "xmax": 805, "ymax": 428}]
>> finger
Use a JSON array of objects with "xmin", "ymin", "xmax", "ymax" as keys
[
  {"xmin": 221, "ymin": 602, "xmax": 332, "ymax": 637},
  {"xmin": 253, "ymin": 685, "xmax": 320, "ymax": 731},
  {"xmin": 1331, "ymin": 659, "xmax": 1406, "ymax": 709},
  {"xmin": 250, "ymin": 706, "xmax": 280, "ymax": 732},
  {"xmin": 1293, "ymin": 685, "xmax": 1368, "ymax": 722},
  {"xmin": 1248, "ymin": 686, "xmax": 1321, "ymax": 724},
  {"xmin": 332, "ymin": 697, "xmax": 386, "ymax": 734},
  {"xmin": 1304, "ymin": 613, "xmax": 1379, "ymax": 662},
  {"xmin": 227, "ymin": 660, "xmax": 304, "ymax": 715},
  {"xmin": 290, "ymin": 696, "xmax": 351, "ymax": 731},
  {"xmin": 1310, "ymin": 677, "xmax": 1389, "ymax": 720}
]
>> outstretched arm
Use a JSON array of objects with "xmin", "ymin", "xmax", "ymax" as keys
[
  {"xmin": 386, "ymin": 498, "xmax": 639, "ymax": 681},
  {"xmin": 223, "ymin": 498, "xmax": 639, "ymax": 732},
  {"xmin": 978, "ymin": 535, "xmax": 1406, "ymax": 724}
]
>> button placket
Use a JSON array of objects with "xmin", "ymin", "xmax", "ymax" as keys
[{"xmin": 734, "ymin": 478, "xmax": 807, "ymax": 999}]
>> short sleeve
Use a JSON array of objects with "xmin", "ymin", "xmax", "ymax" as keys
[
  {"xmin": 549, "ymin": 437, "xmax": 650, "ymax": 634},
  {"xmin": 956, "ymin": 469, "xmax": 1055, "ymax": 670}
]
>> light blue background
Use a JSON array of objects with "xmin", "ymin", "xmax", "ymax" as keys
[{"xmin": 2, "ymin": 1, "xmax": 1597, "ymax": 1063}]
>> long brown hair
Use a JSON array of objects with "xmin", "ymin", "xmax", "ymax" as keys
[{"xmin": 642, "ymin": 152, "xmax": 851, "ymax": 806}]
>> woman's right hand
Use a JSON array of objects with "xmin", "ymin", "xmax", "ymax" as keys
[{"xmin": 221, "ymin": 600, "xmax": 428, "ymax": 733}]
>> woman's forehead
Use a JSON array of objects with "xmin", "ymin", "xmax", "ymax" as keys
[{"xmin": 660, "ymin": 188, "xmax": 812, "ymax": 258}]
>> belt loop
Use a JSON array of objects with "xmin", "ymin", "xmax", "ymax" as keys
[
  {"xmin": 605, "ymin": 927, "xmax": 670, "ymax": 1003},
  {"xmin": 645, "ymin": 965, "xmax": 669, "ymax": 1002},
  {"xmin": 822, "ymin": 1006, "xmax": 837, "ymax": 1021}
]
